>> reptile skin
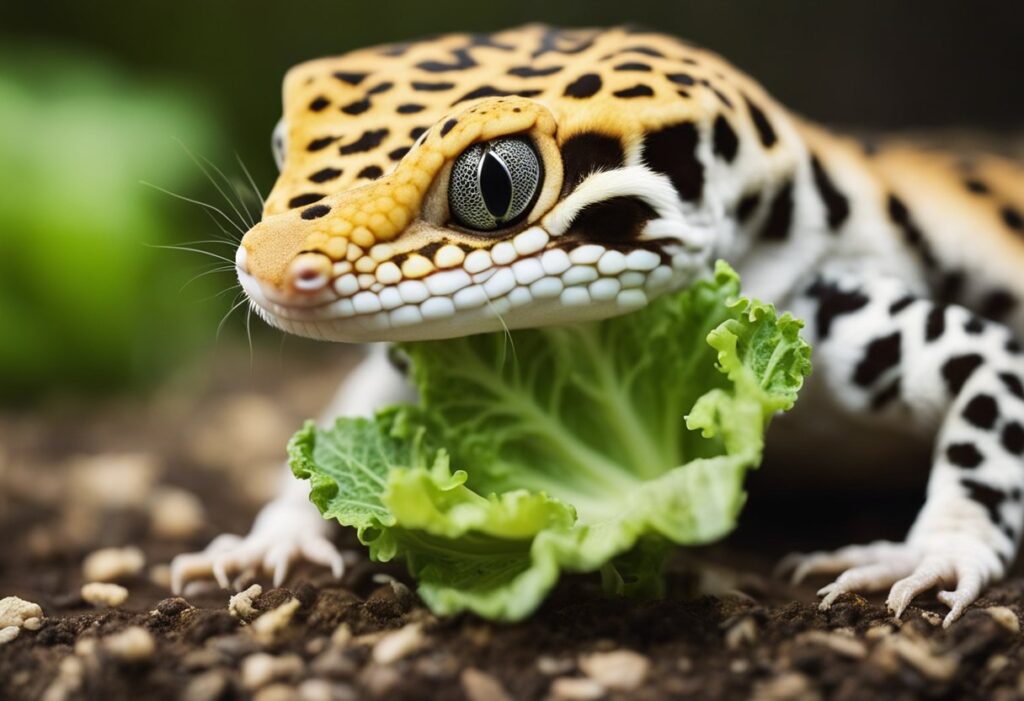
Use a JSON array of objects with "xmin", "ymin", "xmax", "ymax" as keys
[{"xmin": 175, "ymin": 25, "xmax": 1024, "ymax": 626}]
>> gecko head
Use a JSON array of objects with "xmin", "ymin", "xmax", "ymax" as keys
[{"xmin": 238, "ymin": 28, "xmax": 717, "ymax": 342}]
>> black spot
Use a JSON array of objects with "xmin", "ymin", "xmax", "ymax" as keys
[
  {"xmin": 712, "ymin": 115, "xmax": 739, "ymax": 162},
  {"xmin": 642, "ymin": 122, "xmax": 703, "ymax": 201},
  {"xmin": 288, "ymin": 193, "xmax": 324, "ymax": 208},
  {"xmin": 452, "ymin": 86, "xmax": 542, "ymax": 104},
  {"xmin": 810, "ymin": 155, "xmax": 850, "ymax": 230},
  {"xmin": 333, "ymin": 71, "xmax": 368, "ymax": 85},
  {"xmin": 307, "ymin": 136, "xmax": 337, "ymax": 152},
  {"xmin": 301, "ymin": 204, "xmax": 330, "ymax": 220},
  {"xmin": 758, "ymin": 182, "xmax": 794, "ymax": 241},
  {"xmin": 1000, "ymin": 373, "xmax": 1024, "ymax": 400},
  {"xmin": 396, "ymin": 104, "xmax": 426, "ymax": 114},
  {"xmin": 888, "ymin": 194, "xmax": 938, "ymax": 269},
  {"xmin": 339, "ymin": 129, "xmax": 389, "ymax": 155},
  {"xmin": 409, "ymin": 126, "xmax": 428, "ymax": 140},
  {"xmin": 613, "ymin": 84, "xmax": 654, "ymax": 98},
  {"xmin": 982, "ymin": 290, "xmax": 1018, "ymax": 321},
  {"xmin": 853, "ymin": 332, "xmax": 902, "ymax": 387},
  {"xmin": 309, "ymin": 167, "xmax": 342, "ymax": 183},
  {"xmin": 531, "ymin": 27, "xmax": 596, "ymax": 59},
  {"xmin": 468, "ymin": 33, "xmax": 515, "ymax": 51},
  {"xmin": 925, "ymin": 306, "xmax": 946, "ymax": 342},
  {"xmin": 942, "ymin": 354, "xmax": 984, "ymax": 395},
  {"xmin": 1001, "ymin": 206, "xmax": 1024, "ymax": 231},
  {"xmin": 367, "ymin": 82, "xmax": 393, "ymax": 95},
  {"xmin": 965, "ymin": 316, "xmax": 986, "ymax": 334},
  {"xmin": 964, "ymin": 178, "xmax": 990, "ymax": 194},
  {"xmin": 388, "ymin": 146, "xmax": 410, "ymax": 161},
  {"xmin": 963, "ymin": 394, "xmax": 999, "ymax": 429},
  {"xmin": 676, "ymin": 89, "xmax": 691, "ymax": 99},
  {"xmin": 379, "ymin": 42, "xmax": 410, "ymax": 57},
  {"xmin": 357, "ymin": 165, "xmax": 383, "ymax": 180},
  {"xmin": 711, "ymin": 88, "xmax": 734, "ymax": 110},
  {"xmin": 939, "ymin": 271, "xmax": 965, "ymax": 305},
  {"xmin": 736, "ymin": 192, "xmax": 760, "ymax": 224},
  {"xmin": 507, "ymin": 65, "xmax": 563, "ymax": 77},
  {"xmin": 743, "ymin": 94, "xmax": 777, "ymax": 148},
  {"xmin": 805, "ymin": 277, "xmax": 870, "ymax": 340},
  {"xmin": 564, "ymin": 196, "xmax": 658, "ymax": 242},
  {"xmin": 1009, "ymin": 338, "xmax": 1022, "ymax": 354},
  {"xmin": 308, "ymin": 96, "xmax": 330, "ymax": 112},
  {"xmin": 961, "ymin": 478, "xmax": 1005, "ymax": 525},
  {"xmin": 666, "ymin": 73, "xmax": 696, "ymax": 86},
  {"xmin": 1002, "ymin": 422, "xmax": 1024, "ymax": 455},
  {"xmin": 948, "ymin": 444, "xmax": 985, "ymax": 469},
  {"xmin": 889, "ymin": 295, "xmax": 916, "ymax": 314},
  {"xmin": 340, "ymin": 99, "xmax": 371, "ymax": 116},
  {"xmin": 411, "ymin": 80, "xmax": 455, "ymax": 91},
  {"xmin": 872, "ymin": 378, "xmax": 902, "ymax": 410},
  {"xmin": 440, "ymin": 119, "xmax": 458, "ymax": 137},
  {"xmin": 560, "ymin": 133, "xmax": 624, "ymax": 194},
  {"xmin": 615, "ymin": 62, "xmax": 652, "ymax": 72},
  {"xmin": 417, "ymin": 48, "xmax": 476, "ymax": 73},
  {"xmin": 564, "ymin": 73, "xmax": 603, "ymax": 98}
]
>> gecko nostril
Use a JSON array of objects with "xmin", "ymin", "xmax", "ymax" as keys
[
  {"xmin": 235, "ymin": 246, "xmax": 249, "ymax": 274},
  {"xmin": 287, "ymin": 252, "xmax": 332, "ymax": 293}
]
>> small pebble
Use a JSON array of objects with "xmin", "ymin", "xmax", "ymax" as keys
[
  {"xmin": 82, "ymin": 546, "xmax": 145, "ymax": 582},
  {"xmin": 537, "ymin": 656, "xmax": 575, "ymax": 676},
  {"xmin": 250, "ymin": 598, "xmax": 300, "ymax": 644},
  {"xmin": 795, "ymin": 630, "xmax": 867, "ymax": 659},
  {"xmin": 890, "ymin": 635, "xmax": 958, "ymax": 681},
  {"xmin": 81, "ymin": 582, "xmax": 129, "ymax": 608},
  {"xmin": 229, "ymin": 584, "xmax": 263, "ymax": 620},
  {"xmin": 751, "ymin": 672, "xmax": 820, "ymax": 701},
  {"xmin": 241, "ymin": 652, "xmax": 304, "ymax": 690},
  {"xmin": 985, "ymin": 606, "xmax": 1021, "ymax": 634},
  {"xmin": 331, "ymin": 623, "xmax": 353, "ymax": 649},
  {"xmin": 103, "ymin": 626, "xmax": 156, "ymax": 662},
  {"xmin": 0, "ymin": 596, "xmax": 44, "ymax": 630},
  {"xmin": 372, "ymin": 622, "xmax": 425, "ymax": 664},
  {"xmin": 181, "ymin": 670, "xmax": 229, "ymax": 701},
  {"xmin": 149, "ymin": 486, "xmax": 206, "ymax": 539},
  {"xmin": 724, "ymin": 616, "xmax": 759, "ymax": 649},
  {"xmin": 461, "ymin": 667, "xmax": 513, "ymax": 701},
  {"xmin": 550, "ymin": 677, "xmax": 606, "ymax": 700},
  {"xmin": 253, "ymin": 683, "xmax": 300, "ymax": 701},
  {"xmin": 579, "ymin": 649, "xmax": 650, "ymax": 691},
  {"xmin": 0, "ymin": 626, "xmax": 19, "ymax": 645}
]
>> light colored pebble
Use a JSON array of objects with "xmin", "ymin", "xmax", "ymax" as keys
[
  {"xmin": 149, "ymin": 487, "xmax": 206, "ymax": 539},
  {"xmin": 537, "ymin": 655, "xmax": 575, "ymax": 676},
  {"xmin": 81, "ymin": 582, "xmax": 128, "ymax": 608},
  {"xmin": 253, "ymin": 683, "xmax": 300, "ymax": 701},
  {"xmin": 229, "ymin": 584, "xmax": 263, "ymax": 620},
  {"xmin": 241, "ymin": 652, "xmax": 304, "ymax": 690},
  {"xmin": 461, "ymin": 667, "xmax": 513, "ymax": 701},
  {"xmin": 103, "ymin": 626, "xmax": 156, "ymax": 661},
  {"xmin": 0, "ymin": 626, "xmax": 19, "ymax": 644},
  {"xmin": 985, "ymin": 606, "xmax": 1021, "ymax": 633},
  {"xmin": 181, "ymin": 670, "xmax": 229, "ymax": 701},
  {"xmin": 550, "ymin": 676, "xmax": 605, "ymax": 700},
  {"xmin": 69, "ymin": 453, "xmax": 157, "ymax": 508},
  {"xmin": 751, "ymin": 672, "xmax": 819, "ymax": 701},
  {"xmin": 920, "ymin": 611, "xmax": 943, "ymax": 626},
  {"xmin": 795, "ymin": 630, "xmax": 866, "ymax": 659},
  {"xmin": 82, "ymin": 546, "xmax": 145, "ymax": 582},
  {"xmin": 298, "ymin": 678, "xmax": 335, "ymax": 701},
  {"xmin": 250, "ymin": 598, "xmax": 300, "ymax": 645},
  {"xmin": 372, "ymin": 622, "xmax": 425, "ymax": 664},
  {"xmin": 41, "ymin": 655, "xmax": 84, "ymax": 701},
  {"xmin": 0, "ymin": 596, "xmax": 43, "ymax": 629},
  {"xmin": 579, "ymin": 649, "xmax": 650, "ymax": 691},
  {"xmin": 889, "ymin": 635, "xmax": 958, "ymax": 681},
  {"xmin": 331, "ymin": 623, "xmax": 353, "ymax": 649},
  {"xmin": 724, "ymin": 616, "xmax": 759, "ymax": 650},
  {"xmin": 148, "ymin": 564, "xmax": 172, "ymax": 589}
]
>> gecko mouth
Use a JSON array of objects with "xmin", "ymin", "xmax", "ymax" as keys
[{"xmin": 238, "ymin": 238, "xmax": 698, "ymax": 343}]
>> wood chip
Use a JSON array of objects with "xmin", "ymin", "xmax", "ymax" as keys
[
  {"xmin": 795, "ymin": 630, "xmax": 867, "ymax": 659},
  {"xmin": 984, "ymin": 606, "xmax": 1021, "ymax": 633},
  {"xmin": 372, "ymin": 623, "xmax": 425, "ymax": 664},
  {"xmin": 250, "ymin": 598, "xmax": 300, "ymax": 645}
]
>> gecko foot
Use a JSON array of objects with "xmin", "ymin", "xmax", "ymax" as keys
[
  {"xmin": 778, "ymin": 534, "xmax": 1003, "ymax": 627},
  {"xmin": 170, "ymin": 500, "xmax": 347, "ymax": 594}
]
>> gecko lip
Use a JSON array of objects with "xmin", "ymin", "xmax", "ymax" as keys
[{"xmin": 237, "ymin": 242, "xmax": 702, "ymax": 343}]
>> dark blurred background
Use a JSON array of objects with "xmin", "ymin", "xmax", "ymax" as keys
[{"xmin": 3, "ymin": 0, "xmax": 1024, "ymax": 401}]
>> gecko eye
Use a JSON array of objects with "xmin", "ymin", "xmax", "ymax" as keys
[{"xmin": 448, "ymin": 136, "xmax": 542, "ymax": 232}]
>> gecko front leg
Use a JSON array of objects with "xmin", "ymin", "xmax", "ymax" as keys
[
  {"xmin": 171, "ymin": 344, "xmax": 415, "ymax": 593},
  {"xmin": 780, "ymin": 267, "xmax": 1024, "ymax": 626}
]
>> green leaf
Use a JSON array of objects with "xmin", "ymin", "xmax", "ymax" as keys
[{"xmin": 291, "ymin": 261, "xmax": 812, "ymax": 620}]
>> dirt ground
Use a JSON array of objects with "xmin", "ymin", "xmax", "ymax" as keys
[{"xmin": 3, "ymin": 342, "xmax": 1024, "ymax": 701}]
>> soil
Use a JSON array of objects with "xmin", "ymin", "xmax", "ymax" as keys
[{"xmin": 3, "ymin": 342, "xmax": 1024, "ymax": 701}]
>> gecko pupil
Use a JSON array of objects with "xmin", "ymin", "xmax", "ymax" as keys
[{"xmin": 480, "ymin": 150, "xmax": 513, "ymax": 219}]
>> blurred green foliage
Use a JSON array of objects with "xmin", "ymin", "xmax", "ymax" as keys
[{"xmin": 0, "ymin": 47, "xmax": 227, "ymax": 399}]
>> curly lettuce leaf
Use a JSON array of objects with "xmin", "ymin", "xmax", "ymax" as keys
[{"xmin": 289, "ymin": 261, "xmax": 811, "ymax": 620}]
